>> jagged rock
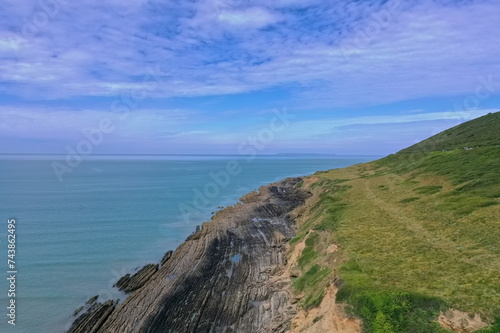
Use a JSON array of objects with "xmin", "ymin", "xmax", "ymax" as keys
[
  {"xmin": 73, "ymin": 306, "xmax": 84, "ymax": 317},
  {"xmin": 68, "ymin": 300, "xmax": 118, "ymax": 333},
  {"xmin": 85, "ymin": 296, "xmax": 98, "ymax": 305},
  {"xmin": 69, "ymin": 177, "xmax": 310, "ymax": 333},
  {"xmin": 161, "ymin": 250, "xmax": 173, "ymax": 267},
  {"xmin": 114, "ymin": 264, "xmax": 159, "ymax": 293}
]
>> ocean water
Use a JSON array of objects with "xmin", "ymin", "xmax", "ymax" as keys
[{"xmin": 0, "ymin": 155, "xmax": 377, "ymax": 333}]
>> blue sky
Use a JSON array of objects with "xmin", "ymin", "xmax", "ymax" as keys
[{"xmin": 1, "ymin": 0, "xmax": 499, "ymax": 155}]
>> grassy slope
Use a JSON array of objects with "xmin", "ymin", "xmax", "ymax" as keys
[
  {"xmin": 291, "ymin": 112, "xmax": 500, "ymax": 332},
  {"xmin": 399, "ymin": 112, "xmax": 500, "ymax": 153}
]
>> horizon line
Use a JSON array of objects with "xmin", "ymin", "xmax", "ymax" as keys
[{"xmin": 0, "ymin": 153, "xmax": 384, "ymax": 157}]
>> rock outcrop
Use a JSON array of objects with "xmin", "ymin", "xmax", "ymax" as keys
[
  {"xmin": 69, "ymin": 177, "xmax": 310, "ymax": 333},
  {"xmin": 114, "ymin": 264, "xmax": 159, "ymax": 293},
  {"xmin": 68, "ymin": 300, "xmax": 118, "ymax": 333}
]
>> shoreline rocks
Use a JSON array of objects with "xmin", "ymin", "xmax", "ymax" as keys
[
  {"xmin": 68, "ymin": 300, "xmax": 118, "ymax": 333},
  {"xmin": 114, "ymin": 264, "xmax": 159, "ymax": 293},
  {"xmin": 69, "ymin": 177, "xmax": 309, "ymax": 333}
]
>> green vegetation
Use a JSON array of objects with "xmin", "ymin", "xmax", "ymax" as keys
[
  {"xmin": 292, "ymin": 264, "xmax": 331, "ymax": 309},
  {"xmin": 377, "ymin": 184, "xmax": 389, "ymax": 191},
  {"xmin": 380, "ymin": 147, "xmax": 500, "ymax": 199},
  {"xmin": 378, "ymin": 113, "xmax": 500, "ymax": 218},
  {"xmin": 289, "ymin": 231, "xmax": 307, "ymax": 246},
  {"xmin": 396, "ymin": 112, "xmax": 500, "ymax": 153},
  {"xmin": 310, "ymin": 177, "xmax": 350, "ymax": 190},
  {"xmin": 298, "ymin": 245, "xmax": 319, "ymax": 269},
  {"xmin": 399, "ymin": 197, "xmax": 420, "ymax": 203},
  {"xmin": 290, "ymin": 180, "xmax": 352, "ymax": 310},
  {"xmin": 476, "ymin": 319, "xmax": 500, "ymax": 333},
  {"xmin": 291, "ymin": 112, "xmax": 500, "ymax": 331},
  {"xmin": 337, "ymin": 289, "xmax": 448, "ymax": 333},
  {"xmin": 414, "ymin": 185, "xmax": 443, "ymax": 195},
  {"xmin": 379, "ymin": 146, "xmax": 499, "ymax": 217},
  {"xmin": 313, "ymin": 196, "xmax": 347, "ymax": 232}
]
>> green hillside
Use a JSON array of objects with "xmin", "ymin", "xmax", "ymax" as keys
[
  {"xmin": 291, "ymin": 112, "xmax": 500, "ymax": 332},
  {"xmin": 399, "ymin": 112, "xmax": 500, "ymax": 154}
]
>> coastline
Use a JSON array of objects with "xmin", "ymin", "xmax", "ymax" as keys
[{"xmin": 69, "ymin": 177, "xmax": 311, "ymax": 333}]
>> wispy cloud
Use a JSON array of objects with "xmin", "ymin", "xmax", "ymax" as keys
[
  {"xmin": 0, "ymin": 106, "xmax": 198, "ymax": 140},
  {"xmin": 1, "ymin": 0, "xmax": 498, "ymax": 102},
  {"xmin": 0, "ymin": 0, "xmax": 499, "ymax": 154}
]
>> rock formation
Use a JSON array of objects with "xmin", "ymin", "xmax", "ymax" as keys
[
  {"xmin": 114, "ymin": 264, "xmax": 159, "ymax": 293},
  {"xmin": 69, "ymin": 177, "xmax": 310, "ymax": 333}
]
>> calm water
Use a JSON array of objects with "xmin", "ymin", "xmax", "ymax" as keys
[{"xmin": 0, "ymin": 155, "xmax": 377, "ymax": 333}]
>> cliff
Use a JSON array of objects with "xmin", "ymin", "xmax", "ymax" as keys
[
  {"xmin": 69, "ymin": 177, "xmax": 310, "ymax": 333},
  {"xmin": 69, "ymin": 112, "xmax": 500, "ymax": 333}
]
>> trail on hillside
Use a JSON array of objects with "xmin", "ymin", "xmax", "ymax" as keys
[{"xmin": 362, "ymin": 178, "xmax": 500, "ymax": 272}]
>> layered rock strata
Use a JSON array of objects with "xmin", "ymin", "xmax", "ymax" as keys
[{"xmin": 69, "ymin": 177, "xmax": 309, "ymax": 333}]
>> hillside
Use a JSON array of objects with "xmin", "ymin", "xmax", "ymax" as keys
[
  {"xmin": 399, "ymin": 112, "xmax": 500, "ymax": 153},
  {"xmin": 288, "ymin": 112, "xmax": 500, "ymax": 332},
  {"xmin": 68, "ymin": 112, "xmax": 499, "ymax": 333}
]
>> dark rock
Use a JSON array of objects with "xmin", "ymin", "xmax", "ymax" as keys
[
  {"xmin": 114, "ymin": 264, "xmax": 159, "ymax": 293},
  {"xmin": 69, "ymin": 177, "xmax": 310, "ymax": 333},
  {"xmin": 160, "ymin": 250, "xmax": 173, "ymax": 267},
  {"xmin": 73, "ymin": 306, "xmax": 84, "ymax": 317},
  {"xmin": 68, "ymin": 300, "xmax": 118, "ymax": 333},
  {"xmin": 86, "ymin": 296, "xmax": 98, "ymax": 305}
]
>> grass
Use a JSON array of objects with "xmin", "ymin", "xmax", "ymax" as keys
[
  {"xmin": 379, "ymin": 146, "xmax": 500, "ymax": 200},
  {"xmin": 310, "ymin": 178, "xmax": 350, "ymax": 190},
  {"xmin": 291, "ymin": 185, "xmax": 351, "ymax": 309},
  {"xmin": 379, "ymin": 145, "xmax": 500, "ymax": 218},
  {"xmin": 377, "ymin": 185, "xmax": 389, "ymax": 191},
  {"xmin": 337, "ymin": 288, "xmax": 448, "ymax": 333},
  {"xmin": 292, "ymin": 264, "xmax": 332, "ymax": 309},
  {"xmin": 399, "ymin": 197, "xmax": 420, "ymax": 203},
  {"xmin": 302, "ymin": 163, "xmax": 500, "ymax": 330},
  {"xmin": 476, "ymin": 319, "xmax": 500, "ymax": 333},
  {"xmin": 305, "ymin": 231, "xmax": 320, "ymax": 247},
  {"xmin": 313, "ymin": 198, "xmax": 347, "ymax": 231},
  {"xmin": 289, "ymin": 231, "xmax": 307, "ymax": 246},
  {"xmin": 396, "ymin": 112, "xmax": 500, "ymax": 153},
  {"xmin": 298, "ymin": 246, "xmax": 319, "ymax": 269},
  {"xmin": 414, "ymin": 185, "xmax": 443, "ymax": 195},
  {"xmin": 435, "ymin": 194, "xmax": 498, "ymax": 216},
  {"xmin": 289, "ymin": 112, "xmax": 500, "ymax": 330}
]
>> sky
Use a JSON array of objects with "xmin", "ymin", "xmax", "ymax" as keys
[{"xmin": 0, "ymin": 0, "xmax": 499, "ymax": 155}]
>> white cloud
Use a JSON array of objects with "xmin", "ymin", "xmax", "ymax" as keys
[
  {"xmin": 0, "ymin": 105, "xmax": 199, "ymax": 141},
  {"xmin": 0, "ymin": 0, "xmax": 498, "ymax": 108},
  {"xmin": 217, "ymin": 7, "xmax": 281, "ymax": 28}
]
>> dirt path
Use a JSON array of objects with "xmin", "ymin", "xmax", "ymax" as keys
[{"xmin": 362, "ymin": 178, "xmax": 500, "ymax": 272}]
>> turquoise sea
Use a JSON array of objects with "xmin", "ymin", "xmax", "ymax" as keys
[{"xmin": 0, "ymin": 155, "xmax": 378, "ymax": 333}]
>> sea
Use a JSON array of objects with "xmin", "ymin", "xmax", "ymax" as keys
[{"xmin": 0, "ymin": 154, "xmax": 378, "ymax": 333}]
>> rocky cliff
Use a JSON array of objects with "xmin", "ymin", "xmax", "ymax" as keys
[{"xmin": 69, "ymin": 177, "xmax": 310, "ymax": 333}]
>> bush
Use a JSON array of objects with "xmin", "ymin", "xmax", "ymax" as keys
[{"xmin": 337, "ymin": 288, "xmax": 448, "ymax": 333}]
